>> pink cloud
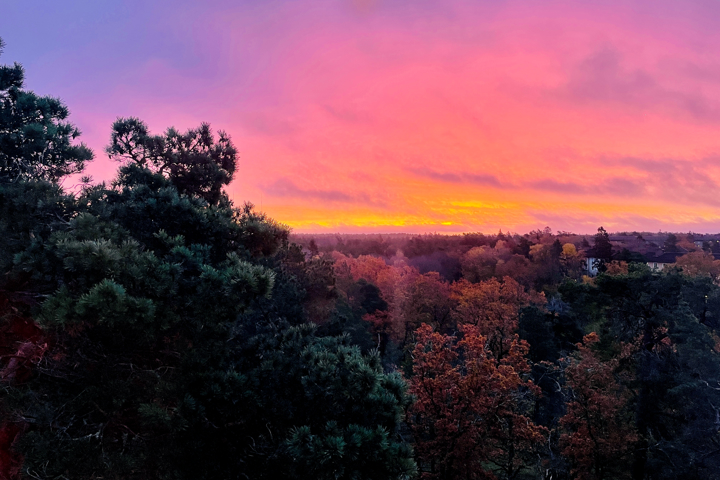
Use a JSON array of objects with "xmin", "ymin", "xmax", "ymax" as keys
[{"xmin": 9, "ymin": 0, "xmax": 720, "ymax": 233}]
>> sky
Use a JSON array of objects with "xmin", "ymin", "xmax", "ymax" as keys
[{"xmin": 4, "ymin": 0, "xmax": 720, "ymax": 234}]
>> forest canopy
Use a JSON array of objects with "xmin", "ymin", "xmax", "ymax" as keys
[{"xmin": 3, "ymin": 38, "xmax": 720, "ymax": 480}]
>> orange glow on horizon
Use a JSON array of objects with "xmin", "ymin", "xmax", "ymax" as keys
[{"xmin": 16, "ymin": 0, "xmax": 720, "ymax": 234}]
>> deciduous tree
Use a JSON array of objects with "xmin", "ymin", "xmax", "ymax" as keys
[
  {"xmin": 560, "ymin": 333, "xmax": 637, "ymax": 480},
  {"xmin": 451, "ymin": 277, "xmax": 542, "ymax": 361},
  {"xmin": 408, "ymin": 324, "xmax": 546, "ymax": 480},
  {"xmin": 675, "ymin": 251, "xmax": 720, "ymax": 281}
]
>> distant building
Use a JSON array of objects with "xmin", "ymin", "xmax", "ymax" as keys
[
  {"xmin": 584, "ymin": 251, "xmax": 689, "ymax": 276},
  {"xmin": 582, "ymin": 233, "xmax": 720, "ymax": 276},
  {"xmin": 584, "ymin": 247, "xmax": 601, "ymax": 276},
  {"xmin": 586, "ymin": 256, "xmax": 599, "ymax": 276},
  {"xmin": 644, "ymin": 252, "xmax": 684, "ymax": 272}
]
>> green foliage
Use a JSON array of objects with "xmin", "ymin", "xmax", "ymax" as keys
[
  {"xmin": 263, "ymin": 331, "xmax": 414, "ymax": 479},
  {"xmin": 560, "ymin": 269, "xmax": 720, "ymax": 479},
  {"xmin": 0, "ymin": 39, "xmax": 93, "ymax": 182},
  {"xmin": 518, "ymin": 305, "xmax": 583, "ymax": 363},
  {"xmin": 0, "ymin": 180, "xmax": 76, "ymax": 274},
  {"xmin": 0, "ymin": 146, "xmax": 413, "ymax": 479},
  {"xmin": 107, "ymin": 117, "xmax": 236, "ymax": 204}
]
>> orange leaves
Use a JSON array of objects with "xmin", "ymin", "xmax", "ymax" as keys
[
  {"xmin": 452, "ymin": 277, "xmax": 543, "ymax": 361},
  {"xmin": 560, "ymin": 333, "xmax": 637, "ymax": 480},
  {"xmin": 334, "ymin": 253, "xmax": 457, "ymax": 344},
  {"xmin": 452, "ymin": 277, "xmax": 534, "ymax": 329},
  {"xmin": 334, "ymin": 252, "xmax": 550, "ymax": 478},
  {"xmin": 408, "ymin": 324, "xmax": 546, "ymax": 480},
  {"xmin": 333, "ymin": 252, "xmax": 545, "ymax": 367},
  {"xmin": 332, "ymin": 252, "xmax": 411, "ymax": 305},
  {"xmin": 675, "ymin": 251, "xmax": 720, "ymax": 280}
]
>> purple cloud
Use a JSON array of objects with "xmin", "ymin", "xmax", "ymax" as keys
[
  {"xmin": 263, "ymin": 177, "xmax": 389, "ymax": 208},
  {"xmin": 407, "ymin": 167, "xmax": 505, "ymax": 187},
  {"xmin": 558, "ymin": 46, "xmax": 720, "ymax": 123}
]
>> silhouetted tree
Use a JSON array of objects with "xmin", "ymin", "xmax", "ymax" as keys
[
  {"xmin": 107, "ymin": 117, "xmax": 236, "ymax": 204},
  {"xmin": 663, "ymin": 233, "xmax": 678, "ymax": 252},
  {"xmin": 0, "ymin": 38, "xmax": 93, "ymax": 182},
  {"xmin": 2, "ymin": 136, "xmax": 414, "ymax": 480},
  {"xmin": 593, "ymin": 227, "xmax": 612, "ymax": 272}
]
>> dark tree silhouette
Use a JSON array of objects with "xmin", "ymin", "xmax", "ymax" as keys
[
  {"xmin": 0, "ymin": 38, "xmax": 93, "ymax": 182},
  {"xmin": 107, "ymin": 117, "xmax": 237, "ymax": 204}
]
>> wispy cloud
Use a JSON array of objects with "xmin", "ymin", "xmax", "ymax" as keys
[
  {"xmin": 9, "ymin": 0, "xmax": 720, "ymax": 232},
  {"xmin": 263, "ymin": 178, "xmax": 389, "ymax": 208},
  {"xmin": 407, "ymin": 167, "xmax": 646, "ymax": 197},
  {"xmin": 557, "ymin": 46, "xmax": 720, "ymax": 123},
  {"xmin": 407, "ymin": 168, "xmax": 504, "ymax": 187},
  {"xmin": 264, "ymin": 178, "xmax": 355, "ymax": 202}
]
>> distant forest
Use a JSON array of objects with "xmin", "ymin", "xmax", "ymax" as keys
[{"xmin": 3, "ymin": 38, "xmax": 720, "ymax": 480}]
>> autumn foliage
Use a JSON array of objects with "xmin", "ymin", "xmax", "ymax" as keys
[
  {"xmin": 674, "ymin": 251, "xmax": 720, "ymax": 280},
  {"xmin": 0, "ymin": 293, "xmax": 45, "ymax": 480},
  {"xmin": 452, "ymin": 277, "xmax": 543, "ymax": 361},
  {"xmin": 408, "ymin": 324, "xmax": 546, "ymax": 480},
  {"xmin": 560, "ymin": 333, "xmax": 637, "ymax": 480}
]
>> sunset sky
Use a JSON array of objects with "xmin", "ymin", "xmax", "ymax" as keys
[{"xmin": 4, "ymin": 0, "xmax": 720, "ymax": 233}]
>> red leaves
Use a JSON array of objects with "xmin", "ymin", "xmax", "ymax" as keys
[
  {"xmin": 0, "ymin": 423, "xmax": 23, "ymax": 480},
  {"xmin": 0, "ymin": 293, "xmax": 45, "ymax": 480},
  {"xmin": 0, "ymin": 341, "xmax": 47, "ymax": 384},
  {"xmin": 408, "ymin": 324, "xmax": 546, "ymax": 480},
  {"xmin": 0, "ymin": 294, "xmax": 45, "ymax": 384},
  {"xmin": 560, "ymin": 333, "xmax": 637, "ymax": 480},
  {"xmin": 452, "ymin": 277, "xmax": 543, "ymax": 361}
]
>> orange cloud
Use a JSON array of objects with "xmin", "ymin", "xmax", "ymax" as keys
[{"xmin": 13, "ymin": 0, "xmax": 720, "ymax": 233}]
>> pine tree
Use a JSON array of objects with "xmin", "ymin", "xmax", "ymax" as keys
[
  {"xmin": 107, "ymin": 117, "xmax": 236, "ymax": 205},
  {"xmin": 0, "ymin": 160, "xmax": 417, "ymax": 479},
  {"xmin": 0, "ymin": 38, "xmax": 93, "ymax": 182},
  {"xmin": 1, "ymin": 105, "xmax": 415, "ymax": 479},
  {"xmin": 593, "ymin": 227, "xmax": 612, "ymax": 272}
]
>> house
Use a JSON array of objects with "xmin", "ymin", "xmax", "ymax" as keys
[
  {"xmin": 645, "ymin": 252, "xmax": 684, "ymax": 272},
  {"xmin": 692, "ymin": 236, "xmax": 720, "ymax": 249},
  {"xmin": 584, "ymin": 250, "xmax": 689, "ymax": 276},
  {"xmin": 582, "ymin": 247, "xmax": 599, "ymax": 276},
  {"xmin": 586, "ymin": 256, "xmax": 599, "ymax": 276}
]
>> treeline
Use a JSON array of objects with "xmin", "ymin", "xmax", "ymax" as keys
[
  {"xmin": 323, "ymin": 248, "xmax": 720, "ymax": 479},
  {"xmin": 3, "ymin": 40, "xmax": 720, "ymax": 480},
  {"xmin": 295, "ymin": 228, "xmax": 589, "ymax": 288}
]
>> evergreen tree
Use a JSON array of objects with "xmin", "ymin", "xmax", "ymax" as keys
[
  {"xmin": 559, "ymin": 267, "xmax": 720, "ymax": 479},
  {"xmin": 1, "ymin": 164, "xmax": 415, "ymax": 479},
  {"xmin": 1, "ymin": 114, "xmax": 415, "ymax": 478},
  {"xmin": 593, "ymin": 226, "xmax": 612, "ymax": 272},
  {"xmin": 663, "ymin": 233, "xmax": 678, "ymax": 252},
  {"xmin": 0, "ymin": 39, "xmax": 93, "ymax": 182},
  {"xmin": 107, "ymin": 117, "xmax": 236, "ymax": 205}
]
